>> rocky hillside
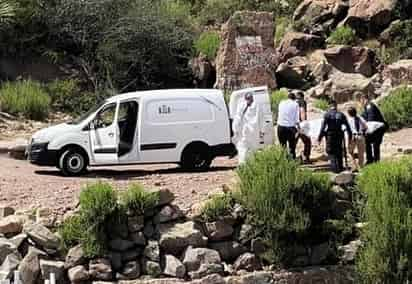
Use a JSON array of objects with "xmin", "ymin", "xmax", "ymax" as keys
[{"xmin": 192, "ymin": 0, "xmax": 412, "ymax": 103}]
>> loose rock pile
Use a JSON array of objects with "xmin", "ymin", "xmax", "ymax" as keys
[{"xmin": 0, "ymin": 185, "xmax": 358, "ymax": 284}]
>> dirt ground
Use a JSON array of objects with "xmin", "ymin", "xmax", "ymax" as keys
[
  {"xmin": 1, "ymin": 105, "xmax": 411, "ymax": 218},
  {"xmin": 0, "ymin": 155, "xmax": 237, "ymax": 217}
]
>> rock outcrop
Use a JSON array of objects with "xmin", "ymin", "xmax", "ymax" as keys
[{"xmin": 215, "ymin": 11, "xmax": 278, "ymax": 90}]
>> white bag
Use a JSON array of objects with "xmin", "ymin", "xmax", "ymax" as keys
[{"xmin": 366, "ymin": 121, "xmax": 385, "ymax": 134}]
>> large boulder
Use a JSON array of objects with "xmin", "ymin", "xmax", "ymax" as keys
[
  {"xmin": 383, "ymin": 60, "xmax": 412, "ymax": 87},
  {"xmin": 342, "ymin": 0, "xmax": 398, "ymax": 37},
  {"xmin": 215, "ymin": 11, "xmax": 278, "ymax": 90},
  {"xmin": 233, "ymin": 253, "xmax": 262, "ymax": 272},
  {"xmin": 159, "ymin": 221, "xmax": 208, "ymax": 255},
  {"xmin": 323, "ymin": 45, "xmax": 380, "ymax": 77},
  {"xmin": 307, "ymin": 71, "xmax": 374, "ymax": 103},
  {"xmin": 276, "ymin": 56, "xmax": 312, "ymax": 89},
  {"xmin": 278, "ymin": 32, "xmax": 324, "ymax": 62},
  {"xmin": 293, "ymin": 0, "xmax": 349, "ymax": 35}
]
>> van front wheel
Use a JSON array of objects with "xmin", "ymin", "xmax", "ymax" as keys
[
  {"xmin": 59, "ymin": 149, "xmax": 87, "ymax": 176},
  {"xmin": 181, "ymin": 144, "xmax": 212, "ymax": 171}
]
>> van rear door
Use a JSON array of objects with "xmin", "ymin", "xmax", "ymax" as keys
[{"xmin": 229, "ymin": 86, "xmax": 274, "ymax": 147}]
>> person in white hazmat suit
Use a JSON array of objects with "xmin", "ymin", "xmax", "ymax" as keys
[{"xmin": 232, "ymin": 93, "xmax": 264, "ymax": 165}]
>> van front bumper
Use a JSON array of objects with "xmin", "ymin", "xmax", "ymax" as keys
[{"xmin": 27, "ymin": 142, "xmax": 58, "ymax": 166}]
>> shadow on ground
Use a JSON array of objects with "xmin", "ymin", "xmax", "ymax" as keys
[{"xmin": 34, "ymin": 165, "xmax": 236, "ymax": 180}]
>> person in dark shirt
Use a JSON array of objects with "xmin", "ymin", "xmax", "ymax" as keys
[
  {"xmin": 296, "ymin": 91, "xmax": 312, "ymax": 163},
  {"xmin": 318, "ymin": 100, "xmax": 352, "ymax": 173},
  {"xmin": 360, "ymin": 94, "xmax": 387, "ymax": 164}
]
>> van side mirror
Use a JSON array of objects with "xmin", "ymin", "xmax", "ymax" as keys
[{"xmin": 89, "ymin": 121, "xmax": 95, "ymax": 130}]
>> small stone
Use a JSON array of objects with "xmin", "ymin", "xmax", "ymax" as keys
[
  {"xmin": 39, "ymin": 260, "xmax": 65, "ymax": 283},
  {"xmin": 332, "ymin": 171, "xmax": 355, "ymax": 186},
  {"xmin": 205, "ymin": 221, "xmax": 234, "ymax": 241},
  {"xmin": 0, "ymin": 253, "xmax": 21, "ymax": 281},
  {"xmin": 163, "ymin": 254, "xmax": 186, "ymax": 278},
  {"xmin": 121, "ymin": 248, "xmax": 142, "ymax": 262},
  {"xmin": 18, "ymin": 249, "xmax": 41, "ymax": 284},
  {"xmin": 237, "ymin": 224, "xmax": 254, "ymax": 244},
  {"xmin": 0, "ymin": 215, "xmax": 23, "ymax": 235},
  {"xmin": 156, "ymin": 205, "xmax": 184, "ymax": 223},
  {"xmin": 339, "ymin": 239, "xmax": 362, "ymax": 264},
  {"xmin": 331, "ymin": 185, "xmax": 350, "ymax": 200},
  {"xmin": 142, "ymin": 260, "xmax": 161, "ymax": 277},
  {"xmin": 209, "ymin": 241, "xmax": 247, "ymax": 262},
  {"xmin": 155, "ymin": 188, "xmax": 175, "ymax": 207},
  {"xmin": 9, "ymin": 233, "xmax": 27, "ymax": 249},
  {"xmin": 232, "ymin": 204, "xmax": 246, "ymax": 220},
  {"xmin": 89, "ymin": 258, "xmax": 113, "ymax": 281},
  {"xmin": 128, "ymin": 215, "xmax": 144, "ymax": 233},
  {"xmin": 310, "ymin": 242, "xmax": 330, "ymax": 265},
  {"xmin": 68, "ymin": 265, "xmax": 89, "ymax": 282},
  {"xmin": 143, "ymin": 221, "xmax": 155, "ymax": 239},
  {"xmin": 23, "ymin": 222, "xmax": 60, "ymax": 249},
  {"xmin": 109, "ymin": 252, "xmax": 122, "ymax": 271},
  {"xmin": 130, "ymin": 231, "xmax": 146, "ymax": 246},
  {"xmin": 65, "ymin": 244, "xmax": 85, "ymax": 269},
  {"xmin": 183, "ymin": 247, "xmax": 221, "ymax": 272},
  {"xmin": 0, "ymin": 238, "xmax": 17, "ymax": 264},
  {"xmin": 159, "ymin": 221, "xmax": 208, "ymax": 255},
  {"xmin": 251, "ymin": 238, "xmax": 267, "ymax": 255},
  {"xmin": 144, "ymin": 240, "xmax": 160, "ymax": 262},
  {"xmin": 189, "ymin": 263, "xmax": 224, "ymax": 279},
  {"xmin": 0, "ymin": 206, "xmax": 15, "ymax": 219},
  {"xmin": 116, "ymin": 260, "xmax": 140, "ymax": 280},
  {"xmin": 233, "ymin": 253, "xmax": 262, "ymax": 272},
  {"xmin": 109, "ymin": 239, "xmax": 135, "ymax": 252}
]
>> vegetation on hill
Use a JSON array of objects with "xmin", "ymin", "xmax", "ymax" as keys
[{"xmin": 379, "ymin": 86, "xmax": 412, "ymax": 130}]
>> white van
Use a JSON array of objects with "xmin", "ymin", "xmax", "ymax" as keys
[{"xmin": 27, "ymin": 87, "xmax": 274, "ymax": 176}]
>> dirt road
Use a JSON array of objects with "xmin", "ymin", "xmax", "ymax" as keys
[{"xmin": 0, "ymin": 155, "xmax": 236, "ymax": 217}]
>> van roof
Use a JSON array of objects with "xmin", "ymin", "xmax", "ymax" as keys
[{"xmin": 107, "ymin": 89, "xmax": 223, "ymax": 103}]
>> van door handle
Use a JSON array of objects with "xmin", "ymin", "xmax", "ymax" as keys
[{"xmin": 108, "ymin": 132, "xmax": 114, "ymax": 137}]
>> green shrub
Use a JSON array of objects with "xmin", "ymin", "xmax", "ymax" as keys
[
  {"xmin": 270, "ymin": 89, "xmax": 288, "ymax": 123},
  {"xmin": 378, "ymin": 86, "xmax": 412, "ymax": 130},
  {"xmin": 121, "ymin": 184, "xmax": 159, "ymax": 215},
  {"xmin": 380, "ymin": 20, "xmax": 412, "ymax": 64},
  {"xmin": 194, "ymin": 31, "xmax": 221, "ymax": 60},
  {"xmin": 200, "ymin": 192, "xmax": 237, "ymax": 222},
  {"xmin": 275, "ymin": 17, "xmax": 291, "ymax": 46},
  {"xmin": 0, "ymin": 80, "xmax": 50, "ymax": 120},
  {"xmin": 357, "ymin": 158, "xmax": 412, "ymax": 283},
  {"xmin": 327, "ymin": 26, "xmax": 357, "ymax": 46},
  {"xmin": 59, "ymin": 215, "xmax": 84, "ymax": 251},
  {"xmin": 314, "ymin": 98, "xmax": 329, "ymax": 111},
  {"xmin": 79, "ymin": 182, "xmax": 118, "ymax": 224},
  {"xmin": 237, "ymin": 146, "xmax": 333, "ymax": 264}
]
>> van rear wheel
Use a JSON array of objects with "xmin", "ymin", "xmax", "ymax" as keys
[
  {"xmin": 181, "ymin": 144, "xmax": 212, "ymax": 171},
  {"xmin": 59, "ymin": 149, "xmax": 87, "ymax": 176}
]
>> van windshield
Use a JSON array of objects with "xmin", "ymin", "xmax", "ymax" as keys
[{"xmin": 68, "ymin": 101, "xmax": 106, "ymax": 125}]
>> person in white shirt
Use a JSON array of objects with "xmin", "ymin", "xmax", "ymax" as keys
[
  {"xmin": 347, "ymin": 107, "xmax": 368, "ymax": 170},
  {"xmin": 232, "ymin": 93, "xmax": 263, "ymax": 164},
  {"xmin": 277, "ymin": 92, "xmax": 300, "ymax": 159}
]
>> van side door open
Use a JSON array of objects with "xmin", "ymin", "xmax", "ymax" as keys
[{"xmin": 90, "ymin": 102, "xmax": 119, "ymax": 164}]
